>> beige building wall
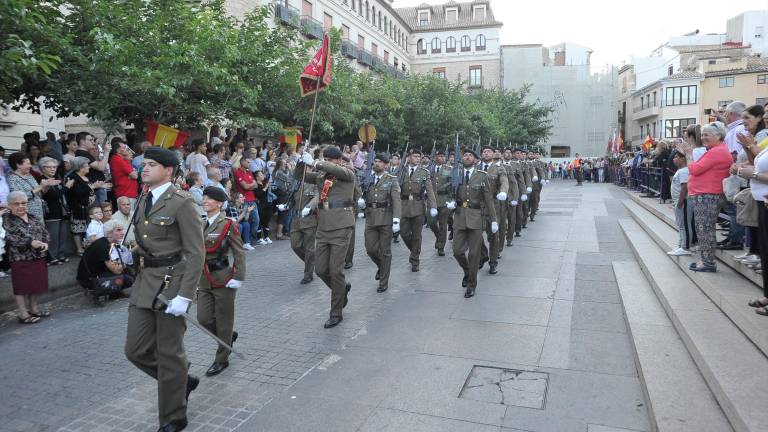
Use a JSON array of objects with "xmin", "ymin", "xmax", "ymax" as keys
[
  {"xmin": 701, "ymin": 71, "xmax": 768, "ymax": 118},
  {"xmin": 411, "ymin": 58, "xmax": 500, "ymax": 88}
]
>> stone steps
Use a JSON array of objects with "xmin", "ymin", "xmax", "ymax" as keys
[
  {"xmin": 613, "ymin": 260, "xmax": 732, "ymax": 432},
  {"xmin": 618, "ymin": 214, "xmax": 768, "ymax": 432},
  {"xmin": 621, "ymin": 188, "xmax": 762, "ymax": 288}
]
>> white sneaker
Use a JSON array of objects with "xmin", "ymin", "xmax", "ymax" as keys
[
  {"xmin": 243, "ymin": 243, "xmax": 255, "ymax": 251},
  {"xmin": 265, "ymin": 237, "xmax": 273, "ymax": 244},
  {"xmin": 667, "ymin": 248, "xmax": 692, "ymax": 256},
  {"xmin": 734, "ymin": 253, "xmax": 751, "ymax": 261},
  {"xmin": 743, "ymin": 255, "xmax": 761, "ymax": 265},
  {"xmin": 256, "ymin": 239, "xmax": 267, "ymax": 245},
  {"xmin": 0, "ymin": 271, "xmax": 7, "ymax": 278}
]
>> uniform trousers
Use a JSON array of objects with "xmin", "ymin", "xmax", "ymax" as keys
[
  {"xmin": 291, "ymin": 226, "xmax": 317, "ymax": 280},
  {"xmin": 400, "ymin": 214, "xmax": 425, "ymax": 266},
  {"xmin": 315, "ymin": 227, "xmax": 353, "ymax": 318},
  {"xmin": 365, "ymin": 224, "xmax": 393, "ymax": 288},
  {"xmin": 197, "ymin": 286, "xmax": 236, "ymax": 363}
]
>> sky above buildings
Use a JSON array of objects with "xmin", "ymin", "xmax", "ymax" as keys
[{"xmin": 395, "ymin": 0, "xmax": 767, "ymax": 70}]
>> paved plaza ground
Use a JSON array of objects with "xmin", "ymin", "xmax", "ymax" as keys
[{"xmin": 0, "ymin": 181, "xmax": 650, "ymax": 432}]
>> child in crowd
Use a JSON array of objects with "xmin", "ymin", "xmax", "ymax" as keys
[
  {"xmin": 85, "ymin": 204, "xmax": 105, "ymax": 246},
  {"xmin": 226, "ymin": 191, "xmax": 256, "ymax": 250},
  {"xmin": 668, "ymin": 151, "xmax": 692, "ymax": 256}
]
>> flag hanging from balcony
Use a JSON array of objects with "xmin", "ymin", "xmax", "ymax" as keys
[
  {"xmin": 642, "ymin": 134, "xmax": 654, "ymax": 152},
  {"xmin": 144, "ymin": 120, "xmax": 190, "ymax": 149},
  {"xmin": 300, "ymin": 33, "xmax": 332, "ymax": 97}
]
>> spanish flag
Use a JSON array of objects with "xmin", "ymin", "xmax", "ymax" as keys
[
  {"xmin": 642, "ymin": 134, "xmax": 654, "ymax": 152},
  {"xmin": 145, "ymin": 120, "xmax": 190, "ymax": 149},
  {"xmin": 280, "ymin": 127, "xmax": 303, "ymax": 151}
]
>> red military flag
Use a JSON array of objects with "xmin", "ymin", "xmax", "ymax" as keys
[{"xmin": 300, "ymin": 33, "xmax": 332, "ymax": 97}]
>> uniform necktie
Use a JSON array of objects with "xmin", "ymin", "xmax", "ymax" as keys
[
  {"xmin": 483, "ymin": 163, "xmax": 487, "ymax": 171},
  {"xmin": 410, "ymin": 167, "xmax": 415, "ymax": 177},
  {"xmin": 144, "ymin": 192, "xmax": 154, "ymax": 217},
  {"xmin": 375, "ymin": 176, "xmax": 380, "ymax": 186},
  {"xmin": 465, "ymin": 170, "xmax": 470, "ymax": 184},
  {"xmin": 437, "ymin": 166, "xmax": 441, "ymax": 174}
]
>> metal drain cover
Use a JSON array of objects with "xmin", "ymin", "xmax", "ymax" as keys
[{"xmin": 459, "ymin": 366, "xmax": 549, "ymax": 409}]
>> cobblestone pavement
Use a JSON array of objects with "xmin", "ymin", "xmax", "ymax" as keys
[{"xmin": 0, "ymin": 181, "xmax": 650, "ymax": 432}]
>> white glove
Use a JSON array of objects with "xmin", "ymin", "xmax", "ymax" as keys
[
  {"xmin": 225, "ymin": 279, "xmax": 242, "ymax": 289},
  {"xmin": 546, "ymin": 180, "xmax": 550, "ymax": 184},
  {"xmin": 532, "ymin": 176, "xmax": 539, "ymax": 182},
  {"xmin": 446, "ymin": 201, "xmax": 457, "ymax": 210},
  {"xmin": 526, "ymin": 186, "xmax": 533, "ymax": 193},
  {"xmin": 521, "ymin": 194, "xmax": 528, "ymax": 202},
  {"xmin": 357, "ymin": 212, "xmax": 364, "ymax": 218},
  {"xmin": 491, "ymin": 222, "xmax": 499, "ymax": 233},
  {"xmin": 357, "ymin": 198, "xmax": 366, "ymax": 209},
  {"xmin": 430, "ymin": 208, "xmax": 438, "ymax": 218},
  {"xmin": 392, "ymin": 218, "xmax": 400, "ymax": 233},
  {"xmin": 277, "ymin": 204, "xmax": 288, "ymax": 211},
  {"xmin": 301, "ymin": 207, "xmax": 311, "ymax": 217},
  {"xmin": 496, "ymin": 192, "xmax": 507, "ymax": 201},
  {"xmin": 540, "ymin": 179, "xmax": 545, "ymax": 185},
  {"xmin": 164, "ymin": 295, "xmax": 191, "ymax": 316},
  {"xmin": 510, "ymin": 200, "xmax": 518, "ymax": 206},
  {"xmin": 302, "ymin": 152, "xmax": 314, "ymax": 166}
]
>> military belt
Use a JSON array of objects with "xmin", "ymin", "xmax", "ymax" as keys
[
  {"xmin": 141, "ymin": 254, "xmax": 182, "ymax": 268},
  {"xmin": 206, "ymin": 258, "xmax": 230, "ymax": 272},
  {"xmin": 459, "ymin": 202, "xmax": 482, "ymax": 210},
  {"xmin": 401, "ymin": 194, "xmax": 422, "ymax": 201},
  {"xmin": 320, "ymin": 200, "xmax": 354, "ymax": 210},
  {"xmin": 368, "ymin": 202, "xmax": 391, "ymax": 209}
]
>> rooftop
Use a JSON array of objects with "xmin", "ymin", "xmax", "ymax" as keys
[{"xmin": 395, "ymin": 0, "xmax": 502, "ymax": 32}]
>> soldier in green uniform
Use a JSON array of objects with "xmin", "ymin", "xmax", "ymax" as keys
[
  {"xmin": 501, "ymin": 149, "xmax": 521, "ymax": 248},
  {"xmin": 477, "ymin": 147, "xmax": 509, "ymax": 274},
  {"xmin": 124, "ymin": 147, "xmax": 205, "ymax": 432},
  {"xmin": 399, "ymin": 149, "xmax": 437, "ymax": 272},
  {"xmin": 304, "ymin": 146, "xmax": 356, "ymax": 329},
  {"xmin": 361, "ymin": 154, "xmax": 402, "ymax": 293},
  {"xmin": 513, "ymin": 148, "xmax": 532, "ymax": 234},
  {"xmin": 347, "ymin": 166, "xmax": 363, "ymax": 270},
  {"xmin": 448, "ymin": 149, "xmax": 498, "ymax": 298},
  {"xmin": 428, "ymin": 151, "xmax": 453, "ymax": 256},
  {"xmin": 291, "ymin": 163, "xmax": 319, "ymax": 285},
  {"xmin": 388, "ymin": 153, "xmax": 402, "ymax": 243},
  {"xmin": 528, "ymin": 152, "xmax": 546, "ymax": 221},
  {"xmin": 197, "ymin": 187, "xmax": 245, "ymax": 378}
]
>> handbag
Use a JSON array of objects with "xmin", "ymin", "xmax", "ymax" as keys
[
  {"xmin": 723, "ymin": 175, "xmax": 743, "ymax": 202},
  {"xmin": 734, "ymin": 188, "xmax": 759, "ymax": 227}
]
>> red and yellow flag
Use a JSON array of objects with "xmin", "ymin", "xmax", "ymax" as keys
[
  {"xmin": 145, "ymin": 120, "xmax": 190, "ymax": 149},
  {"xmin": 642, "ymin": 134, "xmax": 654, "ymax": 152},
  {"xmin": 280, "ymin": 127, "xmax": 303, "ymax": 152},
  {"xmin": 300, "ymin": 33, "xmax": 332, "ymax": 97}
]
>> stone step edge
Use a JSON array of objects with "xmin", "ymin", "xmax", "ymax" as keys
[
  {"xmin": 619, "ymin": 187, "xmax": 762, "ymax": 287},
  {"xmin": 622, "ymin": 198, "xmax": 768, "ymax": 358},
  {"xmin": 619, "ymin": 217, "xmax": 768, "ymax": 432},
  {"xmin": 612, "ymin": 260, "xmax": 733, "ymax": 432}
]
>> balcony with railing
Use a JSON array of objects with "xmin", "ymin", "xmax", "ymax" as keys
[
  {"xmin": 341, "ymin": 39, "xmax": 358, "ymax": 59},
  {"xmin": 371, "ymin": 55, "xmax": 387, "ymax": 72},
  {"xmin": 274, "ymin": 2, "xmax": 300, "ymax": 28},
  {"xmin": 632, "ymin": 101, "xmax": 660, "ymax": 120},
  {"xmin": 357, "ymin": 49, "xmax": 373, "ymax": 67},
  {"xmin": 300, "ymin": 15, "xmax": 323, "ymax": 39}
]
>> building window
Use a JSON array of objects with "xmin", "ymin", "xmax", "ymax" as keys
[
  {"xmin": 473, "ymin": 5, "xmax": 486, "ymax": 20},
  {"xmin": 371, "ymin": 43, "xmax": 377, "ymax": 56},
  {"xmin": 719, "ymin": 76, "xmax": 735, "ymax": 88},
  {"xmin": 668, "ymin": 65, "xmax": 673, "ymax": 76},
  {"xmin": 758, "ymin": 74, "xmax": 768, "ymax": 84},
  {"xmin": 461, "ymin": 35, "xmax": 471, "ymax": 52},
  {"xmin": 384, "ymin": 16, "xmax": 388, "ymax": 33},
  {"xmin": 431, "ymin": 37, "xmax": 441, "ymax": 53},
  {"xmin": 433, "ymin": 67, "xmax": 446, "ymax": 79},
  {"xmin": 664, "ymin": 85, "xmax": 697, "ymax": 105},
  {"xmin": 365, "ymin": 0, "xmax": 369, "ymax": 21},
  {"xmin": 718, "ymin": 100, "xmax": 733, "ymax": 108},
  {"xmin": 358, "ymin": 0, "xmax": 363, "ymax": 16},
  {"xmin": 358, "ymin": 35, "xmax": 364, "ymax": 49},
  {"xmin": 302, "ymin": 0, "xmax": 312, "ymax": 16},
  {"xmin": 469, "ymin": 66, "xmax": 482, "ymax": 88},
  {"xmin": 446, "ymin": 36, "xmax": 456, "ymax": 53},
  {"xmin": 757, "ymin": 97, "xmax": 768, "ymax": 106},
  {"xmin": 476, "ymin": 34, "xmax": 486, "ymax": 51},
  {"xmin": 394, "ymin": 57, "xmax": 399, "ymax": 67},
  {"xmin": 665, "ymin": 118, "xmax": 696, "ymax": 138},
  {"xmin": 323, "ymin": 13, "xmax": 333, "ymax": 31},
  {"xmin": 378, "ymin": 12, "xmax": 382, "ymax": 30},
  {"xmin": 384, "ymin": 50, "xmax": 389, "ymax": 63},
  {"xmin": 341, "ymin": 24, "xmax": 349, "ymax": 39},
  {"xmin": 417, "ymin": 39, "xmax": 426, "ymax": 55},
  {"xmin": 446, "ymin": 7, "xmax": 458, "ymax": 23},
  {"xmin": 418, "ymin": 9, "xmax": 429, "ymax": 25}
]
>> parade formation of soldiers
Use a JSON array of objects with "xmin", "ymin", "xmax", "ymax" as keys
[{"xmin": 123, "ymin": 144, "xmax": 547, "ymax": 432}]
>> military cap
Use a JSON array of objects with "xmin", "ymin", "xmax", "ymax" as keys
[
  {"xmin": 462, "ymin": 148, "xmax": 478, "ymax": 158},
  {"xmin": 323, "ymin": 146, "xmax": 343, "ymax": 160},
  {"xmin": 144, "ymin": 147, "xmax": 179, "ymax": 167},
  {"xmin": 203, "ymin": 186, "xmax": 228, "ymax": 203},
  {"xmin": 374, "ymin": 153, "xmax": 390, "ymax": 163}
]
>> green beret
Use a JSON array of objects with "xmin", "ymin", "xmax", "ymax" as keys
[
  {"xmin": 203, "ymin": 186, "xmax": 228, "ymax": 203},
  {"xmin": 144, "ymin": 147, "xmax": 179, "ymax": 168}
]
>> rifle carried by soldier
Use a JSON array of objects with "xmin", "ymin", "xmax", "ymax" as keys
[
  {"xmin": 450, "ymin": 132, "xmax": 462, "ymax": 194},
  {"xmin": 397, "ymin": 141, "xmax": 410, "ymax": 186}
]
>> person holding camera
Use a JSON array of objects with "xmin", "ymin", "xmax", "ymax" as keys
[
  {"xmin": 76, "ymin": 220, "xmax": 134, "ymax": 302},
  {"xmin": 4, "ymin": 191, "xmax": 50, "ymax": 324}
]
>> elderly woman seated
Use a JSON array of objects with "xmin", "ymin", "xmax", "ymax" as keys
[{"xmin": 77, "ymin": 219, "xmax": 134, "ymax": 303}]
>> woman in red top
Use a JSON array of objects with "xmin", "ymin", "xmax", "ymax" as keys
[
  {"xmin": 234, "ymin": 156, "xmax": 259, "ymax": 246},
  {"xmin": 108, "ymin": 139, "xmax": 138, "ymax": 206},
  {"xmin": 680, "ymin": 122, "xmax": 733, "ymax": 272}
]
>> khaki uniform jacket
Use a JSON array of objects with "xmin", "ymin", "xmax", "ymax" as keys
[
  {"xmin": 364, "ymin": 173, "xmax": 402, "ymax": 227},
  {"xmin": 453, "ymin": 169, "xmax": 496, "ymax": 230},
  {"xmin": 291, "ymin": 182, "xmax": 319, "ymax": 231},
  {"xmin": 503, "ymin": 163, "xmax": 521, "ymax": 202},
  {"xmin": 431, "ymin": 165, "xmax": 453, "ymax": 207},
  {"xmin": 477, "ymin": 162, "xmax": 508, "ymax": 196},
  {"xmin": 200, "ymin": 215, "xmax": 246, "ymax": 289},
  {"xmin": 132, "ymin": 185, "xmax": 205, "ymax": 309},
  {"xmin": 519, "ymin": 161, "xmax": 533, "ymax": 190},
  {"xmin": 400, "ymin": 165, "xmax": 437, "ymax": 218},
  {"xmin": 304, "ymin": 161, "xmax": 356, "ymax": 231}
]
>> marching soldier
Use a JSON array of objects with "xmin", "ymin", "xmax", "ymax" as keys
[
  {"xmin": 389, "ymin": 153, "xmax": 402, "ymax": 243},
  {"xmin": 303, "ymin": 146, "xmax": 356, "ymax": 329},
  {"xmin": 501, "ymin": 149, "xmax": 521, "ymax": 248},
  {"xmin": 197, "ymin": 187, "xmax": 245, "ymax": 378},
  {"xmin": 291, "ymin": 163, "xmax": 319, "ymax": 285},
  {"xmin": 361, "ymin": 154, "xmax": 402, "ymax": 293},
  {"xmin": 399, "ymin": 149, "xmax": 437, "ymax": 272},
  {"xmin": 447, "ymin": 149, "xmax": 498, "ymax": 298},
  {"xmin": 478, "ymin": 147, "xmax": 508, "ymax": 274},
  {"xmin": 428, "ymin": 151, "xmax": 452, "ymax": 256},
  {"xmin": 346, "ymin": 158, "xmax": 363, "ymax": 270},
  {"xmin": 513, "ymin": 149, "xmax": 532, "ymax": 234},
  {"xmin": 529, "ymin": 153, "xmax": 546, "ymax": 221},
  {"xmin": 124, "ymin": 147, "xmax": 205, "ymax": 432}
]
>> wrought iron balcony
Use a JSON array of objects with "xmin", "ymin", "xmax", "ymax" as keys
[
  {"xmin": 341, "ymin": 39, "xmax": 358, "ymax": 59},
  {"xmin": 300, "ymin": 15, "xmax": 323, "ymax": 40},
  {"xmin": 357, "ymin": 49, "xmax": 373, "ymax": 67},
  {"xmin": 274, "ymin": 2, "xmax": 299, "ymax": 28}
]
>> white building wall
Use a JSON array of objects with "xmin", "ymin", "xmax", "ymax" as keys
[
  {"xmin": 668, "ymin": 33, "xmax": 727, "ymax": 47},
  {"xmin": 632, "ymin": 46, "xmax": 680, "ymax": 90}
]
